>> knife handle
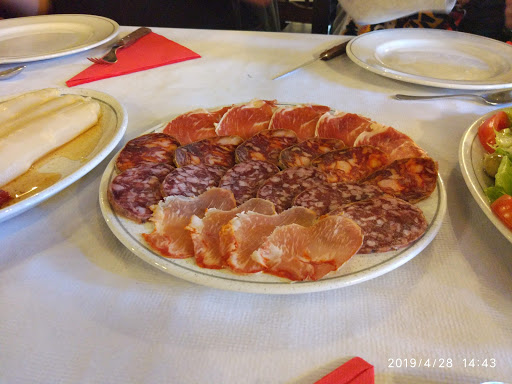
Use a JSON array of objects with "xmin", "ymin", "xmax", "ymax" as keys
[
  {"xmin": 319, "ymin": 40, "xmax": 350, "ymax": 61},
  {"xmin": 118, "ymin": 27, "xmax": 152, "ymax": 48}
]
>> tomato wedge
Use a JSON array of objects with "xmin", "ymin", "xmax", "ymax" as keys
[
  {"xmin": 478, "ymin": 111, "xmax": 510, "ymax": 153},
  {"xmin": 490, "ymin": 194, "xmax": 512, "ymax": 230}
]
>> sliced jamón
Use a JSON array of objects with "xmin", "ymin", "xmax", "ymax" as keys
[
  {"xmin": 268, "ymin": 104, "xmax": 330, "ymax": 140},
  {"xmin": 187, "ymin": 198, "xmax": 276, "ymax": 269},
  {"xmin": 142, "ymin": 188, "xmax": 237, "ymax": 258},
  {"xmin": 220, "ymin": 206, "xmax": 317, "ymax": 274},
  {"xmin": 162, "ymin": 106, "xmax": 231, "ymax": 145},
  {"xmin": 252, "ymin": 215, "xmax": 363, "ymax": 281},
  {"xmin": 215, "ymin": 99, "xmax": 277, "ymax": 139}
]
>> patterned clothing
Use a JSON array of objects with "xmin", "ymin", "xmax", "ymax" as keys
[
  {"xmin": 342, "ymin": 1, "xmax": 466, "ymax": 35},
  {"xmin": 337, "ymin": 0, "xmax": 509, "ymax": 41}
]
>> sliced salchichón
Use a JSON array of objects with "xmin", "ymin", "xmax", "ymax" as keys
[
  {"xmin": 218, "ymin": 160, "xmax": 280, "ymax": 205},
  {"xmin": 293, "ymin": 181, "xmax": 385, "ymax": 215},
  {"xmin": 108, "ymin": 163, "xmax": 174, "ymax": 223},
  {"xmin": 187, "ymin": 198, "xmax": 276, "ymax": 269},
  {"xmin": 142, "ymin": 188, "xmax": 236, "ymax": 258},
  {"xmin": 160, "ymin": 164, "xmax": 227, "ymax": 198},
  {"xmin": 257, "ymin": 166, "xmax": 327, "ymax": 213},
  {"xmin": 330, "ymin": 195, "xmax": 428, "ymax": 254}
]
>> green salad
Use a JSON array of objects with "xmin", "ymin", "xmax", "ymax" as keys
[{"xmin": 478, "ymin": 108, "xmax": 512, "ymax": 231}]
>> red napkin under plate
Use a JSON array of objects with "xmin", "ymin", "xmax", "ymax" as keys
[
  {"xmin": 66, "ymin": 32, "xmax": 200, "ymax": 87},
  {"xmin": 314, "ymin": 357, "xmax": 374, "ymax": 384}
]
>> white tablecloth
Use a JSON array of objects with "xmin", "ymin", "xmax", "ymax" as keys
[{"xmin": 1, "ymin": 26, "xmax": 511, "ymax": 384}]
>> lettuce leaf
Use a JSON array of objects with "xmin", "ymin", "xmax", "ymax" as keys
[
  {"xmin": 485, "ymin": 185, "xmax": 505, "ymax": 203},
  {"xmin": 494, "ymin": 155, "xmax": 512, "ymax": 196}
]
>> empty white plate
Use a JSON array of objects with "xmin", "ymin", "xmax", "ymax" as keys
[
  {"xmin": 347, "ymin": 29, "xmax": 512, "ymax": 90},
  {"xmin": 0, "ymin": 14, "xmax": 119, "ymax": 64}
]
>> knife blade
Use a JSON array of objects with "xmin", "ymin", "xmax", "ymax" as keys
[{"xmin": 272, "ymin": 40, "xmax": 350, "ymax": 80}]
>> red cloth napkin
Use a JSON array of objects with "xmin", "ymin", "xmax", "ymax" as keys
[
  {"xmin": 66, "ymin": 32, "xmax": 201, "ymax": 87},
  {"xmin": 314, "ymin": 357, "xmax": 374, "ymax": 384}
]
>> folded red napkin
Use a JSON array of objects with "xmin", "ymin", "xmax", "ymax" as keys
[
  {"xmin": 314, "ymin": 357, "xmax": 374, "ymax": 384},
  {"xmin": 66, "ymin": 32, "xmax": 201, "ymax": 87}
]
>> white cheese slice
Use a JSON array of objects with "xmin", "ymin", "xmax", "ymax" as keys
[
  {"xmin": 0, "ymin": 99, "xmax": 101, "ymax": 187},
  {"xmin": 0, "ymin": 88, "xmax": 61, "ymax": 126},
  {"xmin": 0, "ymin": 94, "xmax": 85, "ymax": 139}
]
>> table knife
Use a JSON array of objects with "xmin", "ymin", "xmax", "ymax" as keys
[{"xmin": 272, "ymin": 40, "xmax": 350, "ymax": 80}]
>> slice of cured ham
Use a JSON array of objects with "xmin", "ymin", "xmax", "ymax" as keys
[
  {"xmin": 312, "ymin": 145, "xmax": 388, "ymax": 183},
  {"xmin": 251, "ymin": 215, "xmax": 363, "ymax": 281},
  {"xmin": 215, "ymin": 99, "xmax": 277, "ymax": 139},
  {"xmin": 362, "ymin": 157, "xmax": 438, "ymax": 203},
  {"xmin": 162, "ymin": 106, "xmax": 231, "ymax": 145},
  {"xmin": 353, "ymin": 125, "xmax": 427, "ymax": 163},
  {"xmin": 187, "ymin": 198, "xmax": 276, "ymax": 269},
  {"xmin": 315, "ymin": 111, "xmax": 373, "ymax": 146},
  {"xmin": 220, "ymin": 206, "xmax": 317, "ymax": 274},
  {"xmin": 235, "ymin": 129, "xmax": 298, "ymax": 165},
  {"xmin": 268, "ymin": 104, "xmax": 330, "ymax": 140},
  {"xmin": 142, "ymin": 188, "xmax": 236, "ymax": 258},
  {"xmin": 330, "ymin": 196, "xmax": 428, "ymax": 254}
]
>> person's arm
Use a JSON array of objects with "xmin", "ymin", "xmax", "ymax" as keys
[
  {"xmin": 0, "ymin": 0, "xmax": 50, "ymax": 17},
  {"xmin": 337, "ymin": 0, "xmax": 456, "ymax": 25}
]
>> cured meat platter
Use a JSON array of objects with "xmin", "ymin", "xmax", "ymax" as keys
[{"xmin": 99, "ymin": 104, "xmax": 446, "ymax": 294}]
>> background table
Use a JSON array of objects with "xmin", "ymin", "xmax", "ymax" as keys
[{"xmin": 1, "ymin": 26, "xmax": 511, "ymax": 383}]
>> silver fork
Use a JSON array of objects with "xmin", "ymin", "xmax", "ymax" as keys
[{"xmin": 87, "ymin": 27, "xmax": 152, "ymax": 64}]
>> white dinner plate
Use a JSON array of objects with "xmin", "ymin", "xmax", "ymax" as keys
[
  {"xmin": 459, "ymin": 110, "xmax": 512, "ymax": 243},
  {"xmin": 346, "ymin": 29, "xmax": 512, "ymax": 90},
  {"xmin": 99, "ymin": 122, "xmax": 447, "ymax": 295},
  {"xmin": 0, "ymin": 88, "xmax": 127, "ymax": 223},
  {"xmin": 0, "ymin": 14, "xmax": 119, "ymax": 64}
]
